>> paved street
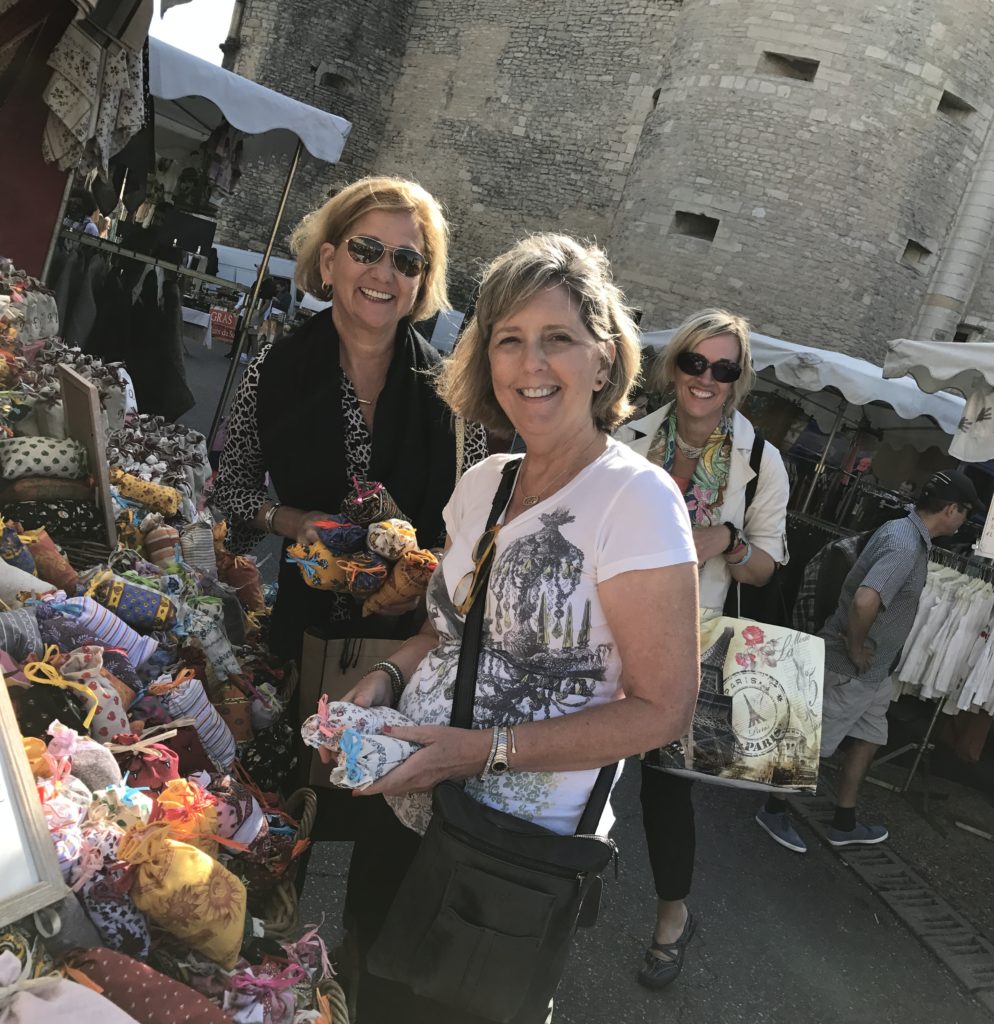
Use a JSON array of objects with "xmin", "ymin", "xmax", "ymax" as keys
[
  {"xmin": 181, "ymin": 340, "xmax": 994, "ymax": 1024},
  {"xmin": 299, "ymin": 760, "xmax": 993, "ymax": 1024}
]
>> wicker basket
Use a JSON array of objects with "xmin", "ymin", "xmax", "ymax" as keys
[
  {"xmin": 316, "ymin": 978, "xmax": 350, "ymax": 1024},
  {"xmin": 258, "ymin": 786, "xmax": 317, "ymax": 941}
]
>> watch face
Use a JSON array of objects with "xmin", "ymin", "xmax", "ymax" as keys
[{"xmin": 490, "ymin": 760, "xmax": 509, "ymax": 775}]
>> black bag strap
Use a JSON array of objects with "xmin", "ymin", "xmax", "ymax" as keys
[
  {"xmin": 450, "ymin": 457, "xmax": 615, "ymax": 837},
  {"xmin": 743, "ymin": 430, "xmax": 765, "ymax": 513}
]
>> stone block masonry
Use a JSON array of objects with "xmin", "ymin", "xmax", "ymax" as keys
[{"xmin": 219, "ymin": 0, "xmax": 994, "ymax": 358}]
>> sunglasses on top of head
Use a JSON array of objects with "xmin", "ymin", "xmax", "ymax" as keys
[
  {"xmin": 676, "ymin": 350, "xmax": 743, "ymax": 384},
  {"xmin": 344, "ymin": 235, "xmax": 428, "ymax": 278}
]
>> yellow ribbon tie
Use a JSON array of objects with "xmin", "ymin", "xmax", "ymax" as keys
[{"xmin": 23, "ymin": 660, "xmax": 100, "ymax": 731}]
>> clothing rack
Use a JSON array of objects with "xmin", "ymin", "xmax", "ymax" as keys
[
  {"xmin": 928, "ymin": 545, "xmax": 994, "ymax": 581},
  {"xmin": 70, "ymin": 232, "xmax": 248, "ymax": 293}
]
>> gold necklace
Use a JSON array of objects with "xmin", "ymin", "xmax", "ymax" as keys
[{"xmin": 519, "ymin": 435, "xmax": 603, "ymax": 508}]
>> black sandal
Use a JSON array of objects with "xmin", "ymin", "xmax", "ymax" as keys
[{"xmin": 636, "ymin": 910, "xmax": 696, "ymax": 990}]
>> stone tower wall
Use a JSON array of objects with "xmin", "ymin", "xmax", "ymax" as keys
[
  {"xmin": 368, "ymin": 0, "xmax": 682, "ymax": 303},
  {"xmin": 214, "ymin": 0, "xmax": 416, "ymax": 253},
  {"xmin": 215, "ymin": 0, "xmax": 994, "ymax": 359},
  {"xmin": 609, "ymin": 0, "xmax": 994, "ymax": 359}
]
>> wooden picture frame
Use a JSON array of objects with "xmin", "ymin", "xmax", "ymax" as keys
[
  {"xmin": 58, "ymin": 362, "xmax": 117, "ymax": 550},
  {"xmin": 0, "ymin": 672, "xmax": 67, "ymax": 928}
]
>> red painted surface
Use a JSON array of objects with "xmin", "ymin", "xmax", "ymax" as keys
[{"xmin": 0, "ymin": 0, "xmax": 75, "ymax": 276}]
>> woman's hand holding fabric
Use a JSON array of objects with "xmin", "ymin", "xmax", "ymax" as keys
[
  {"xmin": 357, "ymin": 724, "xmax": 490, "ymax": 796},
  {"xmin": 294, "ymin": 509, "xmax": 337, "ymax": 545},
  {"xmin": 693, "ymin": 524, "xmax": 731, "ymax": 566}
]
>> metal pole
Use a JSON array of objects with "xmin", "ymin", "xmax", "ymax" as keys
[
  {"xmin": 207, "ymin": 140, "xmax": 304, "ymax": 449},
  {"xmin": 41, "ymin": 173, "xmax": 74, "ymax": 284},
  {"xmin": 800, "ymin": 403, "xmax": 846, "ymax": 514}
]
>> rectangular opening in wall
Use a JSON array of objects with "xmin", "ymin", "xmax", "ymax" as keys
[
  {"xmin": 758, "ymin": 51, "xmax": 819, "ymax": 82},
  {"xmin": 900, "ymin": 239, "xmax": 932, "ymax": 269},
  {"xmin": 937, "ymin": 90, "xmax": 975, "ymax": 121},
  {"xmin": 670, "ymin": 211, "xmax": 719, "ymax": 242}
]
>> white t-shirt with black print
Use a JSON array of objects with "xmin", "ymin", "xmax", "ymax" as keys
[{"xmin": 388, "ymin": 439, "xmax": 697, "ymax": 837}]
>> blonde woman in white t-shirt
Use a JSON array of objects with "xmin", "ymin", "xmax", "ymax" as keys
[{"xmin": 338, "ymin": 233, "xmax": 701, "ymax": 1023}]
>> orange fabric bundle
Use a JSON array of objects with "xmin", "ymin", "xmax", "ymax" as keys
[
  {"xmin": 150, "ymin": 778, "xmax": 221, "ymax": 857},
  {"xmin": 362, "ymin": 548, "xmax": 438, "ymax": 616},
  {"xmin": 217, "ymin": 550, "xmax": 266, "ymax": 613},
  {"xmin": 18, "ymin": 527, "xmax": 78, "ymax": 592}
]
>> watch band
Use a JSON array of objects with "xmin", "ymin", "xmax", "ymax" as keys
[
  {"xmin": 480, "ymin": 726, "xmax": 501, "ymax": 779},
  {"xmin": 722, "ymin": 522, "xmax": 739, "ymax": 553},
  {"xmin": 490, "ymin": 726, "xmax": 510, "ymax": 775}
]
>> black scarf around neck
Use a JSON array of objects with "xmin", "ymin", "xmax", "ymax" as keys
[
  {"xmin": 255, "ymin": 308, "xmax": 460, "ymax": 657},
  {"xmin": 256, "ymin": 306, "xmax": 457, "ymax": 547}
]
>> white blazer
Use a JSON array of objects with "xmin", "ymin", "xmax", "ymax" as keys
[{"xmin": 619, "ymin": 403, "xmax": 790, "ymax": 611}]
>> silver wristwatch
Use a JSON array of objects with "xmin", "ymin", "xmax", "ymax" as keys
[{"xmin": 490, "ymin": 726, "xmax": 510, "ymax": 776}]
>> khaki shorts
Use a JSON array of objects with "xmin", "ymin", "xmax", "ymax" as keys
[{"xmin": 819, "ymin": 668, "xmax": 890, "ymax": 756}]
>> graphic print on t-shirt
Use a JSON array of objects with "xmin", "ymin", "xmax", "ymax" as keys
[
  {"xmin": 483, "ymin": 508, "xmax": 607, "ymax": 720},
  {"xmin": 396, "ymin": 507, "xmax": 611, "ymax": 832}
]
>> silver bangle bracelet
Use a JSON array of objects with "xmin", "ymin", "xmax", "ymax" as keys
[
  {"xmin": 728, "ymin": 540, "xmax": 754, "ymax": 567},
  {"xmin": 264, "ymin": 502, "xmax": 282, "ymax": 533},
  {"xmin": 370, "ymin": 660, "xmax": 405, "ymax": 705}
]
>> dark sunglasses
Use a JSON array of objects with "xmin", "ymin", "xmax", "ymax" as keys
[
  {"xmin": 345, "ymin": 235, "xmax": 428, "ymax": 278},
  {"xmin": 453, "ymin": 525, "xmax": 501, "ymax": 615},
  {"xmin": 676, "ymin": 350, "xmax": 743, "ymax": 383}
]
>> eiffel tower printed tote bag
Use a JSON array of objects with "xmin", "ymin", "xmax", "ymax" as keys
[{"xmin": 650, "ymin": 615, "xmax": 824, "ymax": 792}]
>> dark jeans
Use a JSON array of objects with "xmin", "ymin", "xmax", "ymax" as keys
[
  {"xmin": 346, "ymin": 795, "xmax": 552, "ymax": 1024},
  {"xmin": 640, "ymin": 763, "xmax": 696, "ymax": 902}
]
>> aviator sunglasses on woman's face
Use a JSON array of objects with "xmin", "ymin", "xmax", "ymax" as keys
[
  {"xmin": 345, "ymin": 235, "xmax": 428, "ymax": 278},
  {"xmin": 676, "ymin": 350, "xmax": 743, "ymax": 384}
]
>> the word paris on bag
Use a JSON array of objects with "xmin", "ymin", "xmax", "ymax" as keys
[{"xmin": 367, "ymin": 459, "xmax": 618, "ymax": 1023}]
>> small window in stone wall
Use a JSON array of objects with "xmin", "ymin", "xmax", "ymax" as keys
[
  {"xmin": 937, "ymin": 90, "xmax": 975, "ymax": 121},
  {"xmin": 651, "ymin": 88, "xmax": 661, "ymax": 111},
  {"xmin": 671, "ymin": 211, "xmax": 719, "ymax": 242},
  {"xmin": 318, "ymin": 70, "xmax": 353, "ymax": 94},
  {"xmin": 900, "ymin": 239, "xmax": 932, "ymax": 270},
  {"xmin": 758, "ymin": 51, "xmax": 819, "ymax": 82}
]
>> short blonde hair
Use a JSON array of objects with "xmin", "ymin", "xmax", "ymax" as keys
[
  {"xmin": 438, "ymin": 233, "xmax": 641, "ymax": 435},
  {"xmin": 289, "ymin": 175, "xmax": 450, "ymax": 322},
  {"xmin": 652, "ymin": 308, "xmax": 754, "ymax": 410}
]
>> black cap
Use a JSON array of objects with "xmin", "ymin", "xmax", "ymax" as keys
[{"xmin": 921, "ymin": 470, "xmax": 985, "ymax": 514}]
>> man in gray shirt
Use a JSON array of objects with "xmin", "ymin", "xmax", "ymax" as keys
[{"xmin": 757, "ymin": 470, "xmax": 982, "ymax": 852}]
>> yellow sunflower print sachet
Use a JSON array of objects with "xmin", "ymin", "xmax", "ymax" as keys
[{"xmin": 118, "ymin": 821, "xmax": 246, "ymax": 969}]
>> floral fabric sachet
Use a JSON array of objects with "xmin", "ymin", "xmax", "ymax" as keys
[
  {"xmin": 86, "ymin": 570, "xmax": 178, "ymax": 632},
  {"xmin": 366, "ymin": 517, "xmax": 418, "ymax": 561},
  {"xmin": 118, "ymin": 823, "xmax": 247, "ymax": 969},
  {"xmin": 300, "ymin": 696, "xmax": 419, "ymax": 790}
]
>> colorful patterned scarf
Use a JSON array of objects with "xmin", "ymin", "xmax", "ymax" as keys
[{"xmin": 648, "ymin": 408, "xmax": 733, "ymax": 527}]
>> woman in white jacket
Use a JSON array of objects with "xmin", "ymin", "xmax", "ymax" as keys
[{"xmin": 621, "ymin": 308, "xmax": 790, "ymax": 989}]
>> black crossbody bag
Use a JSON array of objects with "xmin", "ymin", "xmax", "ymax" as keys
[{"xmin": 367, "ymin": 459, "xmax": 619, "ymax": 1023}]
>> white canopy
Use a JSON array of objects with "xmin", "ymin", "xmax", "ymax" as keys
[
  {"xmin": 884, "ymin": 338, "xmax": 994, "ymax": 463},
  {"xmin": 148, "ymin": 38, "xmax": 351, "ymax": 163},
  {"xmin": 644, "ymin": 329, "xmax": 965, "ymax": 441}
]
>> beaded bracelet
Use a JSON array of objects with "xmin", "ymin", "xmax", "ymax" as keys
[{"xmin": 370, "ymin": 660, "xmax": 405, "ymax": 705}]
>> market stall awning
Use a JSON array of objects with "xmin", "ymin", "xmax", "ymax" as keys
[
  {"xmin": 884, "ymin": 338, "xmax": 994, "ymax": 463},
  {"xmin": 148, "ymin": 38, "xmax": 351, "ymax": 163},
  {"xmin": 644, "ymin": 328, "xmax": 965, "ymax": 437}
]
